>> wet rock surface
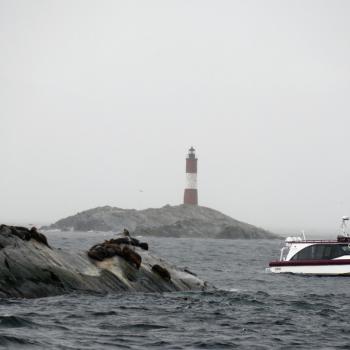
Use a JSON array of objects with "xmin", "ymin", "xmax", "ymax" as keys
[{"xmin": 0, "ymin": 225, "xmax": 208, "ymax": 298}]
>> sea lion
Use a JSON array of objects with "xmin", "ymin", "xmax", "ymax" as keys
[
  {"xmin": 152, "ymin": 264, "xmax": 171, "ymax": 281},
  {"xmin": 10, "ymin": 226, "xmax": 31, "ymax": 240},
  {"xmin": 87, "ymin": 230, "xmax": 145, "ymax": 267},
  {"xmin": 184, "ymin": 268, "xmax": 197, "ymax": 276},
  {"xmin": 122, "ymin": 229, "xmax": 130, "ymax": 237},
  {"xmin": 105, "ymin": 243, "xmax": 122, "ymax": 257},
  {"xmin": 121, "ymin": 246, "xmax": 142, "ymax": 269},
  {"xmin": 88, "ymin": 243, "xmax": 116, "ymax": 261},
  {"xmin": 108, "ymin": 236, "xmax": 148, "ymax": 250},
  {"xmin": 138, "ymin": 242, "xmax": 148, "ymax": 251},
  {"xmin": 30, "ymin": 227, "xmax": 50, "ymax": 248},
  {"xmin": 6, "ymin": 226, "xmax": 50, "ymax": 247},
  {"xmin": 88, "ymin": 245, "xmax": 107, "ymax": 261},
  {"xmin": 108, "ymin": 237, "xmax": 130, "ymax": 245}
]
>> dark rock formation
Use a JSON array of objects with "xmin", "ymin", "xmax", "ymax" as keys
[
  {"xmin": 0, "ymin": 225, "xmax": 208, "ymax": 298},
  {"xmin": 44, "ymin": 204, "xmax": 279, "ymax": 239}
]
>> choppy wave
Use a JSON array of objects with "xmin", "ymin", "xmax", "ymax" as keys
[{"xmin": 0, "ymin": 315, "xmax": 36, "ymax": 328}]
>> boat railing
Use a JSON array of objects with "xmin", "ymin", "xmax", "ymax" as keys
[
  {"xmin": 279, "ymin": 246, "xmax": 289, "ymax": 261},
  {"xmin": 286, "ymin": 239, "xmax": 340, "ymax": 244}
]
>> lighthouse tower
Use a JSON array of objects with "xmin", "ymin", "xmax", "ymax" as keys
[{"xmin": 183, "ymin": 147, "xmax": 198, "ymax": 205}]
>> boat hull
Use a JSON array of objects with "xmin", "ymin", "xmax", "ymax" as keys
[{"xmin": 268, "ymin": 259, "xmax": 350, "ymax": 275}]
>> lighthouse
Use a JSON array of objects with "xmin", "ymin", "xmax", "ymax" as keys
[{"xmin": 183, "ymin": 147, "xmax": 198, "ymax": 205}]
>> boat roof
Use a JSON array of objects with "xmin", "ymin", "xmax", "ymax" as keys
[
  {"xmin": 287, "ymin": 240, "xmax": 340, "ymax": 244},
  {"xmin": 285, "ymin": 234, "xmax": 350, "ymax": 244}
]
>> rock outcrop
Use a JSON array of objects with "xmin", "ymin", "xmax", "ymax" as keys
[
  {"xmin": 44, "ymin": 204, "xmax": 278, "ymax": 239},
  {"xmin": 0, "ymin": 225, "xmax": 208, "ymax": 298}
]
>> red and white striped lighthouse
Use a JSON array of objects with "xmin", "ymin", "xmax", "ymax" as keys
[{"xmin": 183, "ymin": 147, "xmax": 198, "ymax": 205}]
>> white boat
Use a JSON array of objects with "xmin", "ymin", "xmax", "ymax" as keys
[{"xmin": 267, "ymin": 217, "xmax": 350, "ymax": 276}]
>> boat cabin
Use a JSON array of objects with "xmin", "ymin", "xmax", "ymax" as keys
[{"xmin": 289, "ymin": 243, "xmax": 350, "ymax": 261}]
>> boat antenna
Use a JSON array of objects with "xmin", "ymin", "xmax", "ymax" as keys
[{"xmin": 341, "ymin": 216, "xmax": 350, "ymax": 236}]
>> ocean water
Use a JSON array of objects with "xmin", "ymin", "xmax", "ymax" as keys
[{"xmin": 1, "ymin": 232, "xmax": 350, "ymax": 349}]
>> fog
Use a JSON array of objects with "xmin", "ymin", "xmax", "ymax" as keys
[{"xmin": 1, "ymin": 0, "xmax": 350, "ymax": 233}]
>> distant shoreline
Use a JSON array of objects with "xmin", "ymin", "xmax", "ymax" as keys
[{"xmin": 42, "ymin": 204, "xmax": 280, "ymax": 240}]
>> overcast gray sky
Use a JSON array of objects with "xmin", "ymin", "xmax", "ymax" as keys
[{"xmin": 1, "ymin": 0, "xmax": 350, "ymax": 233}]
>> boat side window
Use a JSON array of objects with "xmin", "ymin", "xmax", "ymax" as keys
[
  {"xmin": 331, "ymin": 245, "xmax": 346, "ymax": 259},
  {"xmin": 291, "ymin": 244, "xmax": 348, "ymax": 260},
  {"xmin": 313, "ymin": 245, "xmax": 325, "ymax": 260},
  {"xmin": 291, "ymin": 246, "xmax": 313, "ymax": 260},
  {"xmin": 323, "ymin": 245, "xmax": 332, "ymax": 259},
  {"xmin": 340, "ymin": 245, "xmax": 350, "ymax": 255}
]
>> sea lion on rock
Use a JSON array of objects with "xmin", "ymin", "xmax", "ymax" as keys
[
  {"xmin": 105, "ymin": 243, "xmax": 122, "ymax": 257},
  {"xmin": 107, "ymin": 234, "xmax": 148, "ymax": 250},
  {"xmin": 138, "ymin": 242, "xmax": 148, "ymax": 251},
  {"xmin": 87, "ymin": 231, "xmax": 143, "ymax": 269},
  {"xmin": 184, "ymin": 268, "xmax": 197, "ymax": 276},
  {"xmin": 4, "ymin": 226, "xmax": 50, "ymax": 247},
  {"xmin": 107, "ymin": 237, "xmax": 130, "ymax": 245},
  {"xmin": 129, "ymin": 237, "xmax": 147, "ymax": 250},
  {"xmin": 9, "ymin": 226, "xmax": 31, "ymax": 240},
  {"xmin": 88, "ymin": 245, "xmax": 107, "ymax": 261},
  {"xmin": 121, "ymin": 246, "xmax": 142, "ymax": 269},
  {"xmin": 87, "ymin": 249, "xmax": 104, "ymax": 261},
  {"xmin": 89, "ymin": 243, "xmax": 123, "ymax": 260},
  {"xmin": 117, "ymin": 229, "xmax": 148, "ymax": 250},
  {"xmin": 122, "ymin": 229, "xmax": 130, "ymax": 237},
  {"xmin": 30, "ymin": 227, "xmax": 50, "ymax": 248},
  {"xmin": 152, "ymin": 264, "xmax": 171, "ymax": 281}
]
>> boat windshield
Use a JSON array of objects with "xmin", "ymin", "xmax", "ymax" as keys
[{"xmin": 291, "ymin": 244, "xmax": 350, "ymax": 261}]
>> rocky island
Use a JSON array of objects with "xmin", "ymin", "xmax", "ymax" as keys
[
  {"xmin": 45, "ymin": 204, "xmax": 279, "ymax": 239},
  {"xmin": 0, "ymin": 225, "xmax": 207, "ymax": 298}
]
